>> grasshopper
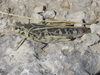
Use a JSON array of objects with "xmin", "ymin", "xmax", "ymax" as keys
[
  {"xmin": 13, "ymin": 22, "xmax": 91, "ymax": 51},
  {"xmin": 0, "ymin": 11, "xmax": 98, "ymax": 51}
]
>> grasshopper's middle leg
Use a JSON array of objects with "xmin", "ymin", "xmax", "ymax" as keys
[
  {"xmin": 14, "ymin": 38, "xmax": 26, "ymax": 51},
  {"xmin": 41, "ymin": 42, "xmax": 48, "ymax": 49},
  {"xmin": 39, "ymin": 42, "xmax": 48, "ymax": 52}
]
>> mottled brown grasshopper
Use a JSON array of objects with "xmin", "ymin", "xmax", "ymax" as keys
[
  {"xmin": 13, "ymin": 22, "xmax": 91, "ymax": 51},
  {"xmin": 0, "ymin": 11, "xmax": 98, "ymax": 51}
]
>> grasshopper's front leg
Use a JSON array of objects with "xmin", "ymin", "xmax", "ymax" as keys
[{"xmin": 14, "ymin": 38, "xmax": 26, "ymax": 51}]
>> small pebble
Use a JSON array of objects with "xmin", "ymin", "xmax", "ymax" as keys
[
  {"xmin": 43, "ymin": 10, "xmax": 56, "ymax": 19},
  {"xmin": 75, "ymin": 0, "xmax": 93, "ymax": 7},
  {"xmin": 34, "ymin": 6, "xmax": 46, "ymax": 13},
  {"xmin": 90, "ymin": 24, "xmax": 100, "ymax": 36},
  {"xmin": 10, "ymin": 0, "xmax": 18, "ymax": 3},
  {"xmin": 0, "ymin": 18, "xmax": 8, "ymax": 29},
  {"xmin": 19, "ymin": 5, "xmax": 26, "ymax": 9},
  {"xmin": 30, "ymin": 13, "xmax": 43, "ymax": 23},
  {"xmin": 90, "ymin": 42, "xmax": 100, "ymax": 54}
]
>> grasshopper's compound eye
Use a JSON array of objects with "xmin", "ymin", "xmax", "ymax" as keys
[
  {"xmin": 14, "ymin": 26, "xmax": 20, "ymax": 33},
  {"xmin": 15, "ymin": 26, "xmax": 18, "ymax": 30}
]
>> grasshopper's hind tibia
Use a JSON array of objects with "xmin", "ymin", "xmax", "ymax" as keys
[{"xmin": 14, "ymin": 38, "xmax": 26, "ymax": 51}]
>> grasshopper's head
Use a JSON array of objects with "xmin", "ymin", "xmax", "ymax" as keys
[
  {"xmin": 14, "ymin": 22, "xmax": 30, "ymax": 38},
  {"xmin": 14, "ymin": 22, "xmax": 22, "ymax": 33},
  {"xmin": 14, "ymin": 22, "xmax": 38, "ymax": 40}
]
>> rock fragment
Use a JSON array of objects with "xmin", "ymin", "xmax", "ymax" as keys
[
  {"xmin": 30, "ymin": 13, "xmax": 43, "ymax": 23},
  {"xmin": 66, "ymin": 11, "xmax": 85, "ymax": 26},
  {"xmin": 75, "ymin": 0, "xmax": 93, "ymax": 7},
  {"xmin": 0, "ymin": 18, "xmax": 8, "ymax": 29},
  {"xmin": 10, "ymin": 0, "xmax": 18, "ymax": 4},
  {"xmin": 21, "ymin": 8, "xmax": 29, "ymax": 16},
  {"xmin": 43, "ymin": 10, "xmax": 56, "ymax": 19},
  {"xmin": 34, "ymin": 6, "xmax": 46, "ymax": 13},
  {"xmin": 81, "ymin": 33, "xmax": 100, "ymax": 46},
  {"xmin": 90, "ymin": 42, "xmax": 100, "ymax": 54},
  {"xmin": 90, "ymin": 24, "xmax": 100, "ymax": 36},
  {"xmin": 19, "ymin": 5, "xmax": 26, "ymax": 10}
]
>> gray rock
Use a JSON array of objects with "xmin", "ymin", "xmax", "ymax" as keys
[
  {"xmin": 0, "ymin": 0, "xmax": 2, "ymax": 4},
  {"xmin": 43, "ymin": 10, "xmax": 56, "ymax": 19},
  {"xmin": 66, "ymin": 11, "xmax": 85, "ymax": 27},
  {"xmin": 21, "ymin": 8, "xmax": 29, "ymax": 16},
  {"xmin": 24, "ymin": 0, "xmax": 29, "ymax": 1},
  {"xmin": 34, "ymin": 6, "xmax": 45, "ymax": 13},
  {"xmin": 0, "ymin": 34, "xmax": 42, "ymax": 75},
  {"xmin": 90, "ymin": 24, "xmax": 100, "ymax": 36},
  {"xmin": 0, "ymin": 18, "xmax": 7, "ymax": 29},
  {"xmin": 81, "ymin": 33, "xmax": 100, "ymax": 46},
  {"xmin": 0, "ymin": 0, "xmax": 100, "ymax": 75},
  {"xmin": 30, "ymin": 13, "xmax": 43, "ymax": 23},
  {"xmin": 90, "ymin": 42, "xmax": 100, "ymax": 54},
  {"xmin": 75, "ymin": 0, "xmax": 93, "ymax": 7},
  {"xmin": 10, "ymin": 0, "xmax": 18, "ymax": 3},
  {"xmin": 91, "ymin": 1, "xmax": 97, "ymax": 8},
  {"xmin": 19, "ymin": 5, "xmax": 26, "ymax": 10},
  {"xmin": 0, "ymin": 18, "xmax": 13, "ymax": 35},
  {"xmin": 0, "ymin": 34, "xmax": 99, "ymax": 75},
  {"xmin": 55, "ymin": 9, "xmax": 69, "ymax": 21},
  {"xmin": 84, "ymin": 11, "xmax": 96, "ymax": 23},
  {"xmin": 57, "ymin": 0, "xmax": 64, "ymax": 1}
]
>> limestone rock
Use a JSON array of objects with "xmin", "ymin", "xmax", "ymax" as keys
[
  {"xmin": 0, "ymin": 0, "xmax": 2, "ymax": 4},
  {"xmin": 75, "ymin": 0, "xmax": 93, "ymax": 7},
  {"xmin": 30, "ymin": 13, "xmax": 43, "ymax": 23},
  {"xmin": 10, "ymin": 0, "xmax": 19, "ymax": 4},
  {"xmin": 81, "ymin": 33, "xmax": 100, "ymax": 46},
  {"xmin": 34, "ymin": 6, "xmax": 46, "ymax": 13},
  {"xmin": 43, "ymin": 10, "xmax": 56, "ymax": 19},
  {"xmin": 90, "ymin": 24, "xmax": 100, "ymax": 36},
  {"xmin": 90, "ymin": 42, "xmax": 100, "ymax": 54},
  {"xmin": 66, "ymin": 11, "xmax": 85, "ymax": 27}
]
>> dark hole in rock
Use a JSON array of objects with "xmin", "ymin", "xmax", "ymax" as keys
[{"xmin": 95, "ymin": 71, "xmax": 100, "ymax": 75}]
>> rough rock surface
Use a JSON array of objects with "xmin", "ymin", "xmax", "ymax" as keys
[
  {"xmin": 75, "ymin": 0, "xmax": 93, "ymax": 7},
  {"xmin": 0, "ymin": 0, "xmax": 100, "ymax": 75}
]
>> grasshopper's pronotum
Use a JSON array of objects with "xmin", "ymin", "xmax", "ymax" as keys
[{"xmin": 13, "ymin": 22, "xmax": 91, "ymax": 51}]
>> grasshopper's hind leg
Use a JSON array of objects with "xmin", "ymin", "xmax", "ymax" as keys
[{"xmin": 14, "ymin": 38, "xmax": 26, "ymax": 51}]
